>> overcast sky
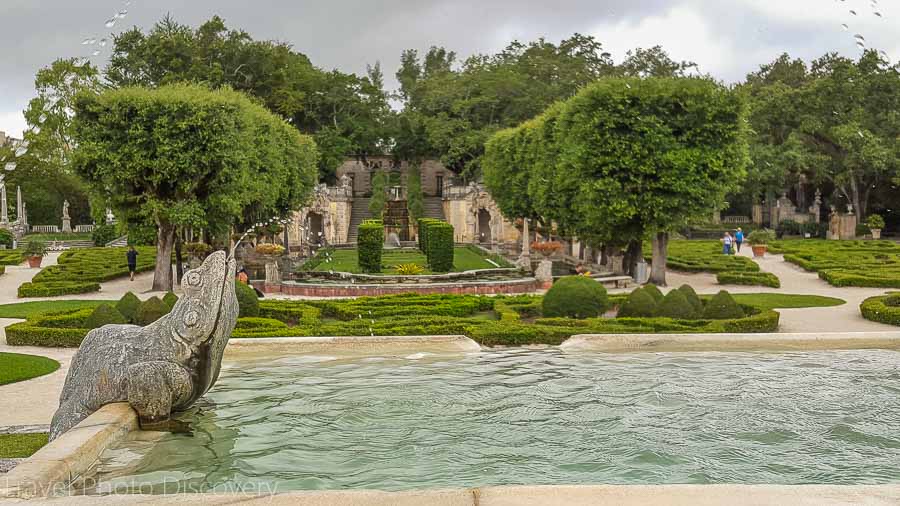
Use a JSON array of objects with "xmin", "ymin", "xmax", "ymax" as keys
[{"xmin": 1, "ymin": 0, "xmax": 897, "ymax": 137}]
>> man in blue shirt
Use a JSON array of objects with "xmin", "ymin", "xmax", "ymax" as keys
[{"xmin": 735, "ymin": 228, "xmax": 744, "ymax": 253}]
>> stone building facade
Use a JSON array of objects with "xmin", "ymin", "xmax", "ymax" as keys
[
  {"xmin": 286, "ymin": 177, "xmax": 353, "ymax": 250},
  {"xmin": 442, "ymin": 182, "xmax": 520, "ymax": 247},
  {"xmin": 336, "ymin": 156, "xmax": 450, "ymax": 197}
]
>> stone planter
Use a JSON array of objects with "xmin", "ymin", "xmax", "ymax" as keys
[
  {"xmin": 751, "ymin": 245, "xmax": 767, "ymax": 258},
  {"xmin": 871, "ymin": 229, "xmax": 882, "ymax": 240},
  {"xmin": 27, "ymin": 256, "xmax": 43, "ymax": 268}
]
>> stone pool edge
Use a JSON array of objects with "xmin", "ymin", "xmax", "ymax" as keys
[
  {"xmin": 3, "ymin": 484, "xmax": 900, "ymax": 505},
  {"xmin": 0, "ymin": 403, "xmax": 136, "ymax": 499},
  {"xmin": 224, "ymin": 335, "xmax": 482, "ymax": 357},
  {"xmin": 560, "ymin": 331, "xmax": 900, "ymax": 352}
]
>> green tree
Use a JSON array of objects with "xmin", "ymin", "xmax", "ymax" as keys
[
  {"xmin": 107, "ymin": 15, "xmax": 390, "ymax": 181},
  {"xmin": 368, "ymin": 170, "xmax": 388, "ymax": 218},
  {"xmin": 619, "ymin": 46, "xmax": 698, "ymax": 78},
  {"xmin": 4, "ymin": 58, "xmax": 103, "ymax": 225},
  {"xmin": 406, "ymin": 165, "xmax": 424, "ymax": 222},
  {"xmin": 72, "ymin": 83, "xmax": 317, "ymax": 291}
]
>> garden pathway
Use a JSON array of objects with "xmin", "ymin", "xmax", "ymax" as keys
[{"xmin": 666, "ymin": 246, "xmax": 893, "ymax": 333}]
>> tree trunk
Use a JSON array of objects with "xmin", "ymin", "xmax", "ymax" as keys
[
  {"xmin": 625, "ymin": 240, "xmax": 642, "ymax": 277},
  {"xmin": 152, "ymin": 219, "xmax": 175, "ymax": 292},
  {"xmin": 174, "ymin": 230, "xmax": 184, "ymax": 285},
  {"xmin": 600, "ymin": 245, "xmax": 609, "ymax": 266},
  {"xmin": 650, "ymin": 231, "xmax": 669, "ymax": 286}
]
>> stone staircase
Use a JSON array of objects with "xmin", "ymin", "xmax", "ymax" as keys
[
  {"xmin": 347, "ymin": 198, "xmax": 372, "ymax": 244},
  {"xmin": 106, "ymin": 235, "xmax": 128, "ymax": 247},
  {"xmin": 422, "ymin": 197, "xmax": 445, "ymax": 220}
]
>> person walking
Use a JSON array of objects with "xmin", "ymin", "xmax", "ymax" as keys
[
  {"xmin": 722, "ymin": 232, "xmax": 733, "ymax": 256},
  {"xmin": 236, "ymin": 267, "xmax": 249, "ymax": 285},
  {"xmin": 126, "ymin": 245, "xmax": 138, "ymax": 281},
  {"xmin": 734, "ymin": 228, "xmax": 744, "ymax": 253}
]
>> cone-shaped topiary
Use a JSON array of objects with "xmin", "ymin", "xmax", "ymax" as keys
[
  {"xmin": 162, "ymin": 291, "xmax": 179, "ymax": 310},
  {"xmin": 542, "ymin": 275, "xmax": 609, "ymax": 319},
  {"xmin": 617, "ymin": 288, "xmax": 658, "ymax": 318},
  {"xmin": 677, "ymin": 284, "xmax": 703, "ymax": 313},
  {"xmin": 702, "ymin": 290, "xmax": 745, "ymax": 320},
  {"xmin": 656, "ymin": 289, "xmax": 697, "ymax": 319},
  {"xmin": 235, "ymin": 281, "xmax": 260, "ymax": 317},
  {"xmin": 642, "ymin": 284, "xmax": 664, "ymax": 303},
  {"xmin": 116, "ymin": 292, "xmax": 142, "ymax": 323},
  {"xmin": 83, "ymin": 304, "xmax": 128, "ymax": 329},
  {"xmin": 135, "ymin": 296, "xmax": 170, "ymax": 326}
]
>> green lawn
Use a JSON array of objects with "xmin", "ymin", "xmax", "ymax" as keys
[
  {"xmin": 22, "ymin": 233, "xmax": 93, "ymax": 242},
  {"xmin": 310, "ymin": 247, "xmax": 505, "ymax": 274},
  {"xmin": 0, "ymin": 300, "xmax": 110, "ymax": 319},
  {"xmin": 0, "ymin": 433, "xmax": 48, "ymax": 458},
  {"xmin": 725, "ymin": 293, "xmax": 845, "ymax": 310},
  {"xmin": 0, "ymin": 352, "xmax": 61, "ymax": 385}
]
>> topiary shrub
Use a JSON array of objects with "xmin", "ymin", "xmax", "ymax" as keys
[
  {"xmin": 91, "ymin": 224, "xmax": 118, "ymax": 246},
  {"xmin": 883, "ymin": 293, "xmax": 900, "ymax": 307},
  {"xmin": 542, "ymin": 275, "xmax": 609, "ymax": 319},
  {"xmin": 116, "ymin": 292, "xmax": 142, "ymax": 323},
  {"xmin": 642, "ymin": 284, "xmax": 664, "ymax": 303},
  {"xmin": 425, "ymin": 221, "xmax": 455, "ymax": 272},
  {"xmin": 677, "ymin": 284, "xmax": 703, "ymax": 313},
  {"xmin": 0, "ymin": 229, "xmax": 13, "ymax": 248},
  {"xmin": 358, "ymin": 220, "xmax": 384, "ymax": 274},
  {"xmin": 135, "ymin": 297, "xmax": 170, "ymax": 326},
  {"xmin": 235, "ymin": 281, "xmax": 260, "ymax": 317},
  {"xmin": 656, "ymin": 289, "xmax": 697, "ymax": 319},
  {"xmin": 162, "ymin": 291, "xmax": 179, "ymax": 310},
  {"xmin": 617, "ymin": 288, "xmax": 658, "ymax": 318},
  {"xmin": 702, "ymin": 290, "xmax": 745, "ymax": 320},
  {"xmin": 83, "ymin": 304, "xmax": 128, "ymax": 329}
]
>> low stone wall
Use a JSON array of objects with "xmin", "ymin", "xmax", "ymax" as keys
[
  {"xmin": 292, "ymin": 267, "xmax": 522, "ymax": 284},
  {"xmin": 226, "ymin": 335, "xmax": 482, "ymax": 358},
  {"xmin": 254, "ymin": 277, "xmax": 540, "ymax": 297},
  {"xmin": 560, "ymin": 332, "xmax": 900, "ymax": 353}
]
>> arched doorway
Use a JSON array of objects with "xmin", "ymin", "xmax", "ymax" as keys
[
  {"xmin": 308, "ymin": 212, "xmax": 324, "ymax": 246},
  {"xmin": 477, "ymin": 209, "xmax": 492, "ymax": 244}
]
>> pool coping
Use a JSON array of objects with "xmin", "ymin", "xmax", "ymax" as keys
[
  {"xmin": 225, "ymin": 335, "xmax": 482, "ymax": 357},
  {"xmin": 0, "ymin": 403, "xmax": 136, "ymax": 499},
  {"xmin": 560, "ymin": 331, "xmax": 900, "ymax": 352}
]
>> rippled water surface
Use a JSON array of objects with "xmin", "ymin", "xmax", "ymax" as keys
[{"xmin": 83, "ymin": 349, "xmax": 900, "ymax": 494}]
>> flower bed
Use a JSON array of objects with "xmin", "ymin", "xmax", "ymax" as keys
[
  {"xmin": 771, "ymin": 240, "xmax": 900, "ymax": 288},
  {"xmin": 19, "ymin": 246, "xmax": 156, "ymax": 297}
]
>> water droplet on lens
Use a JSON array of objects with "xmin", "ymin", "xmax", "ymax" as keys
[
  {"xmin": 874, "ymin": 11, "xmax": 882, "ymax": 17},
  {"xmin": 15, "ymin": 147, "xmax": 27, "ymax": 157},
  {"xmin": 105, "ymin": 18, "xmax": 117, "ymax": 28},
  {"xmin": 854, "ymin": 34, "xmax": 865, "ymax": 41},
  {"xmin": 99, "ymin": 38, "xmax": 108, "ymax": 47},
  {"xmin": 117, "ymin": 10, "xmax": 128, "ymax": 18},
  {"xmin": 92, "ymin": 50, "xmax": 101, "ymax": 56},
  {"xmin": 858, "ymin": 130, "xmax": 865, "ymax": 138},
  {"xmin": 856, "ymin": 41, "xmax": 866, "ymax": 49},
  {"xmin": 4, "ymin": 163, "xmax": 16, "ymax": 171},
  {"xmin": 841, "ymin": 23, "xmax": 849, "ymax": 31},
  {"xmin": 81, "ymin": 38, "xmax": 96, "ymax": 45}
]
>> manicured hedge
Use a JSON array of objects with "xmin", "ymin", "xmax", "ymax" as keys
[
  {"xmin": 357, "ymin": 220, "xmax": 384, "ymax": 274},
  {"xmin": 425, "ymin": 221, "xmax": 454, "ymax": 272},
  {"xmin": 6, "ymin": 291, "xmax": 782, "ymax": 348},
  {"xmin": 772, "ymin": 240, "xmax": 900, "ymax": 288},
  {"xmin": 417, "ymin": 218, "xmax": 441, "ymax": 253},
  {"xmin": 20, "ymin": 246, "xmax": 156, "ymax": 297},
  {"xmin": 0, "ymin": 250, "xmax": 23, "ymax": 266},
  {"xmin": 859, "ymin": 295, "xmax": 900, "ymax": 326},
  {"xmin": 717, "ymin": 271, "xmax": 781, "ymax": 288},
  {"xmin": 235, "ymin": 281, "xmax": 260, "ymax": 317},
  {"xmin": 543, "ymin": 276, "xmax": 609, "ymax": 318},
  {"xmin": 18, "ymin": 281, "xmax": 101, "ymax": 298}
]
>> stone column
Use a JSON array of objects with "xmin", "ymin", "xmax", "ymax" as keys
[
  {"xmin": 516, "ymin": 218, "xmax": 532, "ymax": 272},
  {"xmin": 16, "ymin": 186, "xmax": 23, "ymax": 223},
  {"xmin": 0, "ymin": 184, "xmax": 7, "ymax": 224}
]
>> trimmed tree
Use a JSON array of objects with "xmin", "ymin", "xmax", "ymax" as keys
[
  {"xmin": 358, "ymin": 220, "xmax": 384, "ymax": 273},
  {"xmin": 72, "ymin": 83, "xmax": 317, "ymax": 291},
  {"xmin": 425, "ymin": 221, "xmax": 454, "ymax": 272},
  {"xmin": 543, "ymin": 276, "xmax": 609, "ymax": 319}
]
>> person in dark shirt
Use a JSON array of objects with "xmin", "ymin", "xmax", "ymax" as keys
[{"xmin": 126, "ymin": 246, "xmax": 138, "ymax": 281}]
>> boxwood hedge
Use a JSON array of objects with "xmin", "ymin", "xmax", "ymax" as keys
[
  {"xmin": 357, "ymin": 220, "xmax": 384, "ymax": 274},
  {"xmin": 859, "ymin": 295, "xmax": 900, "ymax": 326},
  {"xmin": 425, "ymin": 221, "xmax": 454, "ymax": 272},
  {"xmin": 773, "ymin": 240, "xmax": 900, "ymax": 288},
  {"xmin": 20, "ymin": 246, "xmax": 156, "ymax": 297}
]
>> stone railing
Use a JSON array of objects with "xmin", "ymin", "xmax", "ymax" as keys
[
  {"xmin": 75, "ymin": 225, "xmax": 95, "ymax": 233},
  {"xmin": 30, "ymin": 225, "xmax": 60, "ymax": 233},
  {"xmin": 722, "ymin": 216, "xmax": 751, "ymax": 224}
]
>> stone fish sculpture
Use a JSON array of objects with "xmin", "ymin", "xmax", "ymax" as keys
[{"xmin": 49, "ymin": 250, "xmax": 238, "ymax": 440}]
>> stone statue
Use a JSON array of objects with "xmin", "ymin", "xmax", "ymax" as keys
[
  {"xmin": 62, "ymin": 200, "xmax": 70, "ymax": 220},
  {"xmin": 49, "ymin": 250, "xmax": 238, "ymax": 440},
  {"xmin": 61, "ymin": 200, "xmax": 72, "ymax": 233}
]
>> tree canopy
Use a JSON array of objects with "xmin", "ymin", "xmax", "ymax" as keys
[
  {"xmin": 484, "ymin": 77, "xmax": 749, "ymax": 284},
  {"xmin": 72, "ymin": 83, "xmax": 318, "ymax": 290}
]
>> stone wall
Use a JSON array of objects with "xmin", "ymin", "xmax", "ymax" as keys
[
  {"xmin": 442, "ymin": 183, "xmax": 521, "ymax": 249},
  {"xmin": 336, "ymin": 156, "xmax": 450, "ymax": 197},
  {"xmin": 288, "ymin": 181, "xmax": 352, "ymax": 251}
]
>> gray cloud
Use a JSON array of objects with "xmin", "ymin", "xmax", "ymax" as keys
[{"xmin": 1, "ymin": 0, "xmax": 897, "ymax": 136}]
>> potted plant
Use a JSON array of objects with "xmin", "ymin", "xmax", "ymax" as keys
[
  {"xmin": 531, "ymin": 241, "xmax": 562, "ymax": 258},
  {"xmin": 867, "ymin": 214, "xmax": 885, "ymax": 240},
  {"xmin": 25, "ymin": 241, "xmax": 47, "ymax": 268},
  {"xmin": 747, "ymin": 229, "xmax": 774, "ymax": 258}
]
